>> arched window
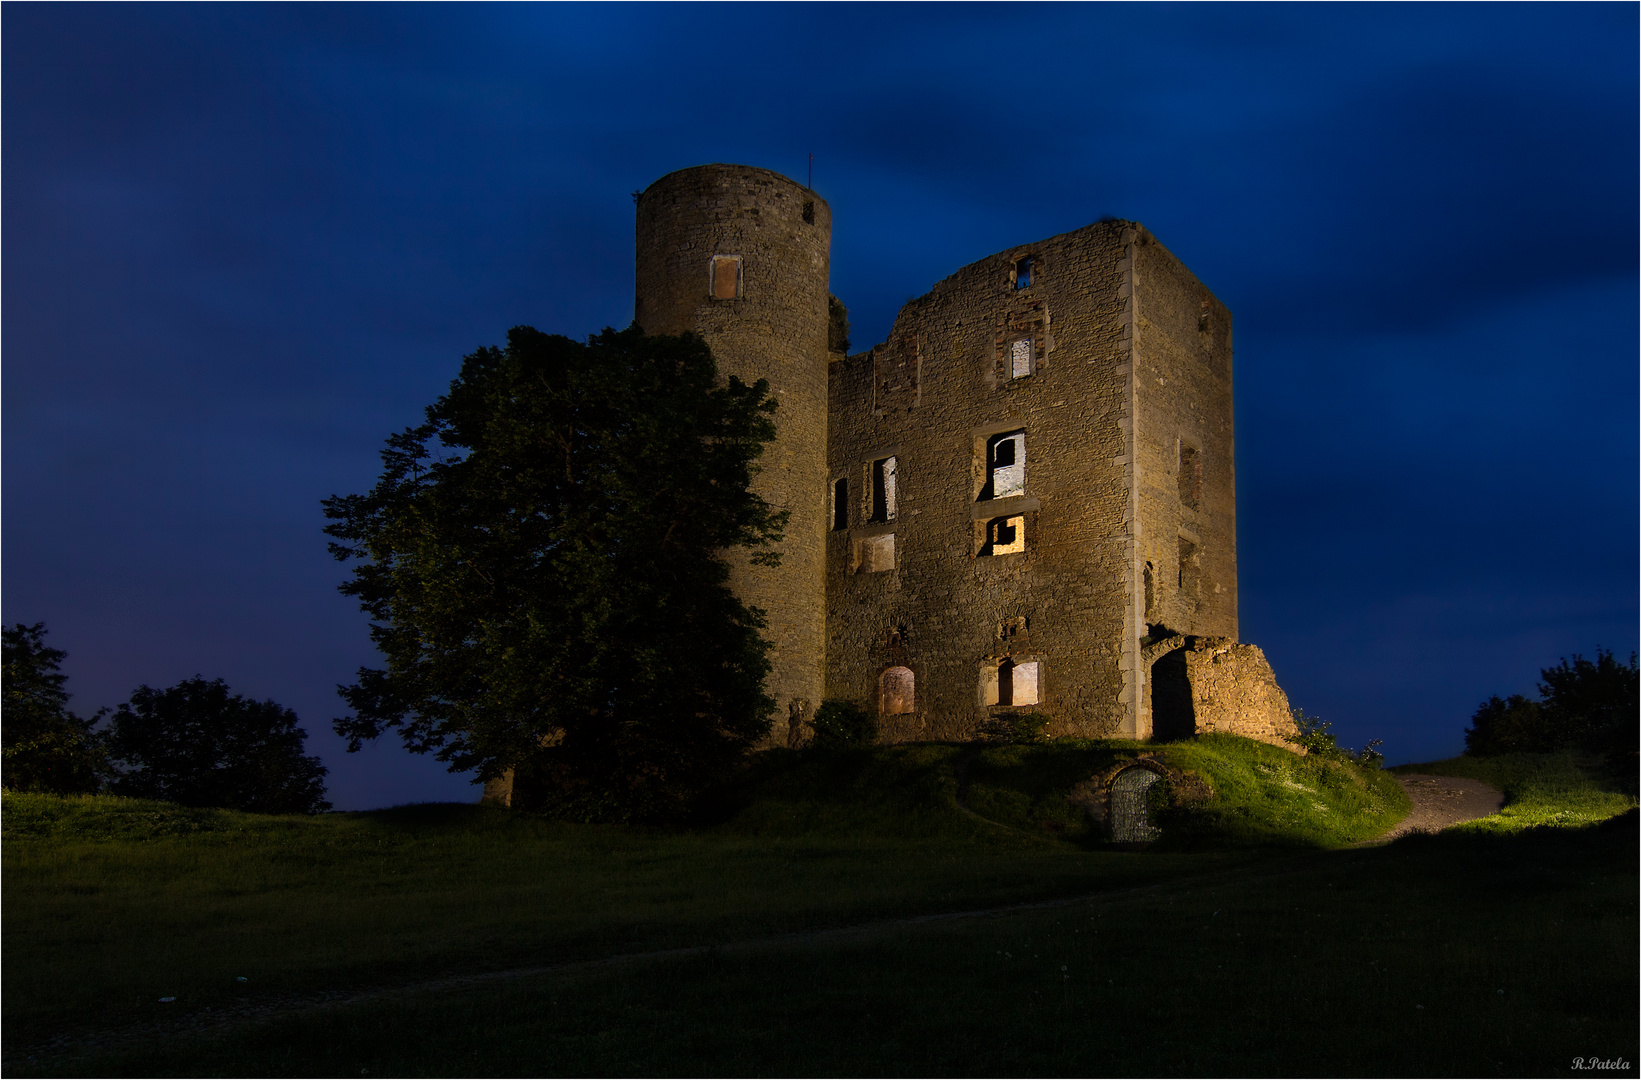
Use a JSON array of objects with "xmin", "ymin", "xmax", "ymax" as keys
[{"xmin": 880, "ymin": 666, "xmax": 915, "ymax": 715}]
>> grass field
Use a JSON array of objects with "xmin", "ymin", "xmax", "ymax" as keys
[{"xmin": 4, "ymin": 738, "xmax": 1635, "ymax": 1077}]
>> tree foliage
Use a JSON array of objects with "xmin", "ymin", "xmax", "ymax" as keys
[
  {"xmin": 107, "ymin": 677, "xmax": 331, "ymax": 814},
  {"xmin": 1465, "ymin": 649, "xmax": 1638, "ymax": 757},
  {"xmin": 322, "ymin": 326, "xmax": 787, "ymax": 820},
  {"xmin": 2, "ymin": 623, "xmax": 107, "ymax": 794}
]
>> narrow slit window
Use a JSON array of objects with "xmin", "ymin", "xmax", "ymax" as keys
[
  {"xmin": 832, "ymin": 478, "xmax": 848, "ymax": 531},
  {"xmin": 1178, "ymin": 444, "xmax": 1201, "ymax": 510},
  {"xmin": 1178, "ymin": 537, "xmax": 1198, "ymax": 598},
  {"xmin": 1014, "ymin": 256, "xmax": 1032, "ymax": 290},
  {"xmin": 711, "ymin": 255, "xmax": 741, "ymax": 300},
  {"xmin": 1010, "ymin": 338, "xmax": 1033, "ymax": 379},
  {"xmin": 869, "ymin": 456, "xmax": 897, "ymax": 521},
  {"xmin": 984, "ymin": 432, "xmax": 1025, "ymax": 499}
]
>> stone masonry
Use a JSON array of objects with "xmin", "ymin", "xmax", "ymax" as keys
[{"xmin": 631, "ymin": 163, "xmax": 1298, "ymax": 751}]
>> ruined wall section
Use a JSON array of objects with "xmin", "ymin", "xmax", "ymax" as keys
[
  {"xmin": 825, "ymin": 222, "xmax": 1137, "ymax": 741},
  {"xmin": 1131, "ymin": 230, "xmax": 1237, "ymax": 737},
  {"xmin": 634, "ymin": 165, "xmax": 831, "ymax": 746},
  {"xmin": 1141, "ymin": 635, "xmax": 1298, "ymax": 751}
]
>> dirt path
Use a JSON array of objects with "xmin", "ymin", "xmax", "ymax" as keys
[{"xmin": 1380, "ymin": 773, "xmax": 1505, "ymax": 840}]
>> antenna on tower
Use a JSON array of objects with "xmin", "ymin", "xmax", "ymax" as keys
[{"xmin": 808, "ymin": 152, "xmax": 813, "ymax": 190}]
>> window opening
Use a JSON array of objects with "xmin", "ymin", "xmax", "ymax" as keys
[
  {"xmin": 1014, "ymin": 256, "xmax": 1032, "ymax": 290},
  {"xmin": 880, "ymin": 666, "xmax": 915, "ymax": 715},
  {"xmin": 1178, "ymin": 444, "xmax": 1201, "ymax": 510},
  {"xmin": 1178, "ymin": 537, "xmax": 1198, "ymax": 599},
  {"xmin": 1143, "ymin": 561, "xmax": 1156, "ymax": 618},
  {"xmin": 984, "ymin": 432, "xmax": 1025, "ymax": 500},
  {"xmin": 832, "ymin": 478, "xmax": 848, "ymax": 531},
  {"xmin": 802, "ymin": 200, "xmax": 816, "ymax": 225},
  {"xmin": 1012, "ymin": 660, "xmax": 1040, "ymax": 705},
  {"xmin": 1010, "ymin": 338, "xmax": 1033, "ymax": 379},
  {"xmin": 979, "ymin": 515, "xmax": 1025, "ymax": 557},
  {"xmin": 869, "ymin": 456, "xmax": 897, "ymax": 521},
  {"xmin": 858, "ymin": 533, "xmax": 895, "ymax": 573},
  {"xmin": 983, "ymin": 657, "xmax": 1041, "ymax": 707},
  {"xmin": 711, "ymin": 255, "xmax": 741, "ymax": 300}
]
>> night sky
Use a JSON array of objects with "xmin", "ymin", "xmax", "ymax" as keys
[{"xmin": 5, "ymin": 4, "xmax": 1635, "ymax": 810}]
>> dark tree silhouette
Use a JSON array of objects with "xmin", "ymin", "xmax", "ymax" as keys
[
  {"xmin": 107, "ymin": 678, "xmax": 330, "ymax": 814},
  {"xmin": 1465, "ymin": 649, "xmax": 1638, "ymax": 757},
  {"xmin": 2, "ymin": 623, "xmax": 107, "ymax": 794},
  {"xmin": 323, "ymin": 326, "xmax": 786, "ymax": 820}
]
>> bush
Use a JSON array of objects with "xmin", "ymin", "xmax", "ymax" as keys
[
  {"xmin": 1289, "ymin": 707, "xmax": 1384, "ymax": 767},
  {"xmin": 809, "ymin": 700, "xmax": 876, "ymax": 748},
  {"xmin": 107, "ymin": 677, "xmax": 330, "ymax": 814}
]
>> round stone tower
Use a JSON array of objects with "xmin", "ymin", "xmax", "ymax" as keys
[{"xmin": 634, "ymin": 164, "xmax": 831, "ymax": 747}]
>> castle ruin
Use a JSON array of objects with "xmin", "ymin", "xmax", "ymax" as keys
[{"xmin": 635, "ymin": 162, "xmax": 1295, "ymax": 749}]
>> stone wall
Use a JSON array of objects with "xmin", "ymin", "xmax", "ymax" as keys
[
  {"xmin": 1141, "ymin": 634, "xmax": 1299, "ymax": 750},
  {"xmin": 825, "ymin": 222, "xmax": 1137, "ymax": 740},
  {"xmin": 1130, "ymin": 230, "xmax": 1238, "ymax": 736}
]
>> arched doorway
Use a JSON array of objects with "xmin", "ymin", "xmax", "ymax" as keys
[{"xmin": 1110, "ymin": 767, "xmax": 1163, "ymax": 843}]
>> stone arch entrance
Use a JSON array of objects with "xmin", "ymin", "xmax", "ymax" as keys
[{"xmin": 1110, "ymin": 766, "xmax": 1164, "ymax": 843}]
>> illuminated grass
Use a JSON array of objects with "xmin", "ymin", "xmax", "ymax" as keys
[{"xmin": 1392, "ymin": 752, "xmax": 1637, "ymax": 833}]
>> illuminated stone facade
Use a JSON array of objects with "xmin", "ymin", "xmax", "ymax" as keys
[{"xmin": 633, "ymin": 163, "xmax": 1297, "ymax": 749}]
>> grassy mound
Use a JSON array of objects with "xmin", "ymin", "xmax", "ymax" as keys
[
  {"xmin": 1392, "ymin": 752, "xmax": 1636, "ymax": 833},
  {"xmin": 720, "ymin": 734, "xmax": 1408, "ymax": 848}
]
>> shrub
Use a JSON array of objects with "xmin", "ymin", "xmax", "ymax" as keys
[
  {"xmin": 1288, "ymin": 707, "xmax": 1341, "ymax": 757},
  {"xmin": 1289, "ymin": 707, "xmax": 1384, "ymax": 767},
  {"xmin": 810, "ymin": 700, "xmax": 877, "ymax": 749}
]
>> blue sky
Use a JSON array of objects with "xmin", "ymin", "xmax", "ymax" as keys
[{"xmin": 5, "ymin": 3, "xmax": 1635, "ymax": 809}]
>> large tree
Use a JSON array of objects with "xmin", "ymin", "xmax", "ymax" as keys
[
  {"xmin": 2, "ymin": 623, "xmax": 107, "ymax": 794},
  {"xmin": 107, "ymin": 677, "xmax": 331, "ymax": 814},
  {"xmin": 323, "ymin": 326, "xmax": 786, "ymax": 819}
]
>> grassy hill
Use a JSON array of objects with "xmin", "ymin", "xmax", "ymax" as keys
[{"xmin": 4, "ymin": 737, "xmax": 1634, "ymax": 1077}]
